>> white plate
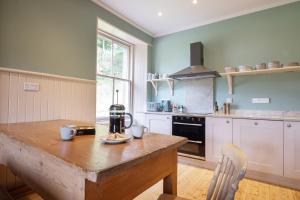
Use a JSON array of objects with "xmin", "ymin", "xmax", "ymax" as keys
[{"xmin": 100, "ymin": 134, "xmax": 132, "ymax": 144}]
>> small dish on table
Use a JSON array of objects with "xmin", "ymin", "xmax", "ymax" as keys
[{"xmin": 101, "ymin": 133, "xmax": 132, "ymax": 144}]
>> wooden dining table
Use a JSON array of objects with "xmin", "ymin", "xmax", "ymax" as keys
[{"xmin": 0, "ymin": 120, "xmax": 187, "ymax": 200}]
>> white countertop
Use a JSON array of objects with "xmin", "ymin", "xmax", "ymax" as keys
[{"xmin": 143, "ymin": 110, "xmax": 300, "ymax": 122}]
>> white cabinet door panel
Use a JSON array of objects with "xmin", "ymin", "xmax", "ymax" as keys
[
  {"xmin": 233, "ymin": 119, "xmax": 283, "ymax": 176},
  {"xmin": 284, "ymin": 122, "xmax": 300, "ymax": 180},
  {"xmin": 206, "ymin": 117, "xmax": 233, "ymax": 162},
  {"xmin": 145, "ymin": 114, "xmax": 172, "ymax": 135}
]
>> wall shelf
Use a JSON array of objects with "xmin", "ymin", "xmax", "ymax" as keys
[
  {"xmin": 220, "ymin": 66, "xmax": 300, "ymax": 94},
  {"xmin": 147, "ymin": 78, "xmax": 174, "ymax": 96}
]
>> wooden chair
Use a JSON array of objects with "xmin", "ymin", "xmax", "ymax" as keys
[
  {"xmin": 158, "ymin": 144, "xmax": 248, "ymax": 200},
  {"xmin": 0, "ymin": 188, "xmax": 13, "ymax": 200}
]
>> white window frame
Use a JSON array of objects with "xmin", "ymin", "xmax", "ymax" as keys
[{"xmin": 96, "ymin": 30, "xmax": 134, "ymax": 120}]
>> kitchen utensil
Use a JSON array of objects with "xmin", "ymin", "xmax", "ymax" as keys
[
  {"xmin": 267, "ymin": 61, "xmax": 281, "ymax": 69},
  {"xmin": 60, "ymin": 125, "xmax": 77, "ymax": 141},
  {"xmin": 147, "ymin": 102, "xmax": 161, "ymax": 112},
  {"xmin": 178, "ymin": 105, "xmax": 184, "ymax": 113},
  {"xmin": 224, "ymin": 67, "xmax": 237, "ymax": 73},
  {"xmin": 131, "ymin": 125, "xmax": 147, "ymax": 139},
  {"xmin": 255, "ymin": 63, "xmax": 267, "ymax": 70},
  {"xmin": 286, "ymin": 62, "xmax": 299, "ymax": 67},
  {"xmin": 238, "ymin": 65, "xmax": 253, "ymax": 72},
  {"xmin": 109, "ymin": 90, "xmax": 133, "ymax": 134},
  {"xmin": 162, "ymin": 100, "xmax": 172, "ymax": 112}
]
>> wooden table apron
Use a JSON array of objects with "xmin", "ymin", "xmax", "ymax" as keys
[{"xmin": 0, "ymin": 120, "xmax": 186, "ymax": 200}]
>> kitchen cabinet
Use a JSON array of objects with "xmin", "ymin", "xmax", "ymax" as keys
[
  {"xmin": 233, "ymin": 119, "xmax": 283, "ymax": 176},
  {"xmin": 145, "ymin": 114, "xmax": 172, "ymax": 135},
  {"xmin": 284, "ymin": 121, "xmax": 300, "ymax": 180},
  {"xmin": 205, "ymin": 117, "xmax": 233, "ymax": 162}
]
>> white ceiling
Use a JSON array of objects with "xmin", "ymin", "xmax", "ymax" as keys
[{"xmin": 95, "ymin": 0, "xmax": 298, "ymax": 37}]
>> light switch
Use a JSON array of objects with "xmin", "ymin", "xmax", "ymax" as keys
[
  {"xmin": 252, "ymin": 98, "xmax": 270, "ymax": 104},
  {"xmin": 24, "ymin": 82, "xmax": 40, "ymax": 92}
]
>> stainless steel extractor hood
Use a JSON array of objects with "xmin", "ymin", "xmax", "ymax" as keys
[{"xmin": 169, "ymin": 42, "xmax": 220, "ymax": 80}]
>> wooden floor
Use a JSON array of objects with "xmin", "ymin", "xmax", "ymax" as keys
[{"xmin": 16, "ymin": 163, "xmax": 300, "ymax": 200}]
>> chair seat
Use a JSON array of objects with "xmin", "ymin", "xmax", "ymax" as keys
[{"xmin": 158, "ymin": 194, "xmax": 189, "ymax": 200}]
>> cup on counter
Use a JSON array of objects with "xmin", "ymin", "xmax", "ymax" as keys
[
  {"xmin": 60, "ymin": 125, "xmax": 77, "ymax": 141},
  {"xmin": 131, "ymin": 125, "xmax": 147, "ymax": 139}
]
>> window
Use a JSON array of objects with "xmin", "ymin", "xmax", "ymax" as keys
[{"xmin": 96, "ymin": 33, "xmax": 132, "ymax": 120}]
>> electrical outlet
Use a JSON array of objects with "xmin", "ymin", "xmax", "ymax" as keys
[
  {"xmin": 24, "ymin": 82, "xmax": 40, "ymax": 92},
  {"xmin": 252, "ymin": 98, "xmax": 270, "ymax": 104},
  {"xmin": 226, "ymin": 98, "xmax": 233, "ymax": 104}
]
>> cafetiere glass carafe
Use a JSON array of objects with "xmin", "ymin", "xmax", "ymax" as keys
[{"xmin": 109, "ymin": 90, "xmax": 133, "ymax": 134}]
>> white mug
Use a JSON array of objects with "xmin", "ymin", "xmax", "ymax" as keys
[
  {"xmin": 131, "ymin": 125, "xmax": 147, "ymax": 139},
  {"xmin": 60, "ymin": 125, "xmax": 77, "ymax": 141}
]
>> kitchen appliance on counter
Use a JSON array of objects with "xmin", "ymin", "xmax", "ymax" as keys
[
  {"xmin": 172, "ymin": 115, "xmax": 205, "ymax": 160},
  {"xmin": 109, "ymin": 90, "xmax": 133, "ymax": 134}
]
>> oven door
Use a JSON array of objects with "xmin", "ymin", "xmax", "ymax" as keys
[{"xmin": 172, "ymin": 122, "xmax": 205, "ymax": 159}]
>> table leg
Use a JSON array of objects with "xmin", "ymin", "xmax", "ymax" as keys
[{"xmin": 163, "ymin": 152, "xmax": 178, "ymax": 195}]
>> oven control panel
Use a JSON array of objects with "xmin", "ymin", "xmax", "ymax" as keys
[{"xmin": 172, "ymin": 116, "xmax": 205, "ymax": 124}]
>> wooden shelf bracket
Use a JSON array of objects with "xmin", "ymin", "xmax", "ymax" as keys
[{"xmin": 148, "ymin": 78, "xmax": 174, "ymax": 96}]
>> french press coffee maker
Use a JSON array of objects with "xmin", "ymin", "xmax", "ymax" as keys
[{"xmin": 109, "ymin": 90, "xmax": 133, "ymax": 134}]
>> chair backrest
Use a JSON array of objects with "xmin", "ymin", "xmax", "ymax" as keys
[{"xmin": 206, "ymin": 144, "xmax": 247, "ymax": 200}]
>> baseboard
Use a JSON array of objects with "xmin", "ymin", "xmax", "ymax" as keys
[{"xmin": 178, "ymin": 156, "xmax": 300, "ymax": 191}]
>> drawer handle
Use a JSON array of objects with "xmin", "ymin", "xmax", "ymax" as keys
[
  {"xmin": 226, "ymin": 120, "xmax": 230, "ymax": 124},
  {"xmin": 287, "ymin": 124, "xmax": 292, "ymax": 128},
  {"xmin": 254, "ymin": 122, "xmax": 258, "ymax": 126}
]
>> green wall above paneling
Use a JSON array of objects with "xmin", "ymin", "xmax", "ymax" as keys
[
  {"xmin": 152, "ymin": 2, "xmax": 300, "ymax": 111},
  {"xmin": 0, "ymin": 0, "xmax": 153, "ymax": 80}
]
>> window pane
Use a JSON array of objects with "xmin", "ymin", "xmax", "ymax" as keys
[
  {"xmin": 96, "ymin": 76, "xmax": 113, "ymax": 118},
  {"xmin": 114, "ymin": 80, "xmax": 130, "ymax": 112},
  {"xmin": 97, "ymin": 36, "xmax": 112, "ymax": 76},
  {"xmin": 113, "ymin": 43, "xmax": 129, "ymax": 79}
]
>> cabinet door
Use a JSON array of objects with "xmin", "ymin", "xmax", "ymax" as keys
[
  {"xmin": 284, "ymin": 122, "xmax": 300, "ymax": 179},
  {"xmin": 233, "ymin": 119, "xmax": 283, "ymax": 176},
  {"xmin": 145, "ymin": 114, "xmax": 172, "ymax": 135},
  {"xmin": 206, "ymin": 117, "xmax": 233, "ymax": 162}
]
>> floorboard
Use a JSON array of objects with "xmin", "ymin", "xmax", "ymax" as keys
[{"xmin": 15, "ymin": 163, "xmax": 300, "ymax": 200}]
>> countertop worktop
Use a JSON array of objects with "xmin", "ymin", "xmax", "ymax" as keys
[{"xmin": 143, "ymin": 110, "xmax": 300, "ymax": 122}]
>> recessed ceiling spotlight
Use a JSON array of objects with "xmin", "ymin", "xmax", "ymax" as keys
[
  {"xmin": 192, "ymin": 0, "xmax": 198, "ymax": 4},
  {"xmin": 157, "ymin": 12, "xmax": 163, "ymax": 16}
]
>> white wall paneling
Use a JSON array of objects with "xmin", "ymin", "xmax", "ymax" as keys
[
  {"xmin": 0, "ymin": 68, "xmax": 96, "ymax": 189},
  {"xmin": 0, "ymin": 68, "xmax": 96, "ymax": 124},
  {"xmin": 132, "ymin": 44, "xmax": 148, "ymax": 125}
]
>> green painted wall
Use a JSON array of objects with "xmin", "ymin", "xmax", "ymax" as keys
[
  {"xmin": 0, "ymin": 0, "xmax": 152, "ymax": 80},
  {"xmin": 152, "ymin": 2, "xmax": 300, "ymax": 111}
]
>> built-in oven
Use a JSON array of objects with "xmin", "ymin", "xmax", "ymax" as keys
[{"xmin": 172, "ymin": 116, "xmax": 205, "ymax": 160}]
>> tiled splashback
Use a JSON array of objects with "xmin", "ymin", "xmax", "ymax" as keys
[
  {"xmin": 154, "ymin": 78, "xmax": 214, "ymax": 113},
  {"xmin": 183, "ymin": 79, "xmax": 214, "ymax": 113}
]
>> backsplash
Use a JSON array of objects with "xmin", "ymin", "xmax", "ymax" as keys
[
  {"xmin": 151, "ymin": 2, "xmax": 300, "ymax": 111},
  {"xmin": 153, "ymin": 79, "xmax": 214, "ymax": 113}
]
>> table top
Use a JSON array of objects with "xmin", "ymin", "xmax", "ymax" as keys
[{"xmin": 0, "ymin": 120, "xmax": 187, "ymax": 180}]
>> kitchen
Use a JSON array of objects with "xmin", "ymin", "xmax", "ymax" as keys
[{"xmin": 0, "ymin": 0, "xmax": 300, "ymax": 199}]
